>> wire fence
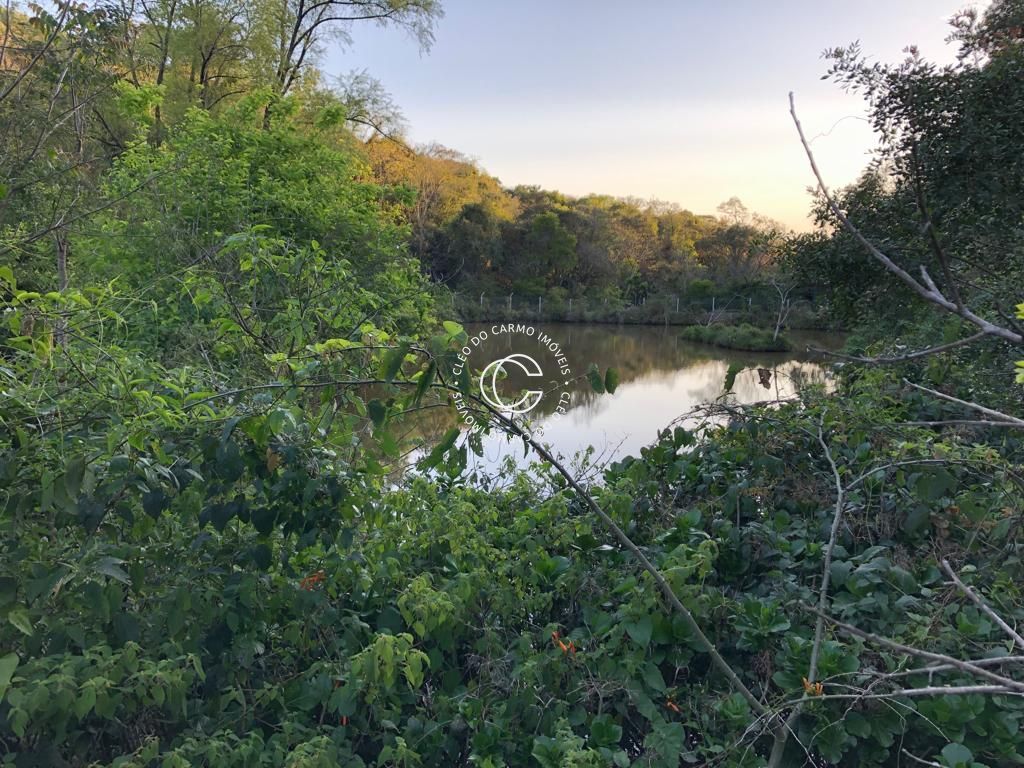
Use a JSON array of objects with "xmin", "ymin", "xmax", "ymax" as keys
[{"xmin": 453, "ymin": 292, "xmax": 824, "ymax": 327}]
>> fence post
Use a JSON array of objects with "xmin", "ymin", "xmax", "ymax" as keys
[
  {"xmin": 712, "ymin": 296, "xmax": 716, "ymax": 313},
  {"xmin": 569, "ymin": 298, "xmax": 573, "ymax": 313},
  {"xmin": 538, "ymin": 296, "xmax": 543, "ymax": 313},
  {"xmin": 675, "ymin": 296, "xmax": 680, "ymax": 312},
  {"xmin": 480, "ymin": 293, "xmax": 484, "ymax": 307},
  {"xmin": 508, "ymin": 293, "xmax": 513, "ymax": 313}
]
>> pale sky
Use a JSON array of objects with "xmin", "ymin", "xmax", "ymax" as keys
[{"xmin": 325, "ymin": 1, "xmax": 986, "ymax": 230}]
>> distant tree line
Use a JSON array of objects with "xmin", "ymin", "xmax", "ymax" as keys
[{"xmin": 365, "ymin": 138, "xmax": 786, "ymax": 307}]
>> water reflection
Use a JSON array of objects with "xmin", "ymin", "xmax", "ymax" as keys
[{"xmin": 461, "ymin": 323, "xmax": 841, "ymax": 471}]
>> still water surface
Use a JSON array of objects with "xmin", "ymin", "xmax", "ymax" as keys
[{"xmin": 461, "ymin": 322, "xmax": 842, "ymax": 472}]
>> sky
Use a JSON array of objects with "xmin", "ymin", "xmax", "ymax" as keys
[{"xmin": 325, "ymin": 1, "xmax": 987, "ymax": 231}]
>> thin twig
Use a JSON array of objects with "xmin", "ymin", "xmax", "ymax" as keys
[
  {"xmin": 810, "ymin": 608, "xmax": 1024, "ymax": 693},
  {"xmin": 768, "ymin": 413, "xmax": 845, "ymax": 767},
  {"xmin": 900, "ymin": 420, "xmax": 1024, "ymax": 429},
  {"xmin": 903, "ymin": 380, "xmax": 1024, "ymax": 426},
  {"xmin": 901, "ymin": 748, "xmax": 942, "ymax": 767},
  {"xmin": 941, "ymin": 559, "xmax": 1024, "ymax": 651},
  {"xmin": 789, "ymin": 92, "xmax": 1023, "ymax": 347},
  {"xmin": 808, "ymin": 332, "xmax": 985, "ymax": 365}
]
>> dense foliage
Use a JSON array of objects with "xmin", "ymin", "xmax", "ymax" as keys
[
  {"xmin": 366, "ymin": 137, "xmax": 789, "ymax": 313},
  {"xmin": 1, "ymin": 0, "xmax": 1023, "ymax": 766}
]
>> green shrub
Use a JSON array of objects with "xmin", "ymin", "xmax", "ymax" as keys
[{"xmin": 680, "ymin": 322, "xmax": 790, "ymax": 351}]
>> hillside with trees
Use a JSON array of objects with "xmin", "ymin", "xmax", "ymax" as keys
[
  {"xmin": 1, "ymin": 1, "xmax": 1023, "ymax": 767},
  {"xmin": 365, "ymin": 136, "xmax": 788, "ymax": 319}
]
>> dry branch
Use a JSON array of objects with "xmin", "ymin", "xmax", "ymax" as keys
[
  {"xmin": 941, "ymin": 559, "xmax": 1024, "ymax": 651},
  {"xmin": 789, "ymin": 92, "xmax": 1023, "ymax": 347}
]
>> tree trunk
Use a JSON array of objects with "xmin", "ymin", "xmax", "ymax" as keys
[{"xmin": 54, "ymin": 229, "xmax": 69, "ymax": 346}]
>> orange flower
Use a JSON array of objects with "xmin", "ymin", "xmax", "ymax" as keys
[
  {"xmin": 551, "ymin": 630, "xmax": 578, "ymax": 655},
  {"xmin": 300, "ymin": 570, "xmax": 326, "ymax": 590},
  {"xmin": 801, "ymin": 677, "xmax": 824, "ymax": 696},
  {"xmin": 666, "ymin": 699, "xmax": 682, "ymax": 714}
]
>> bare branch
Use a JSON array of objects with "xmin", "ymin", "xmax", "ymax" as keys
[
  {"xmin": 941, "ymin": 559, "xmax": 1024, "ymax": 651},
  {"xmin": 809, "ymin": 332, "xmax": 986, "ymax": 365},
  {"xmin": 911, "ymin": 144, "xmax": 963, "ymax": 311},
  {"xmin": 811, "ymin": 608, "xmax": 1024, "ymax": 693},
  {"xmin": 900, "ymin": 420, "xmax": 1024, "ymax": 429},
  {"xmin": 903, "ymin": 379, "xmax": 1024, "ymax": 427},
  {"xmin": 901, "ymin": 748, "xmax": 943, "ymax": 767},
  {"xmin": 0, "ymin": 2, "xmax": 71, "ymax": 106},
  {"xmin": 784, "ymin": 685, "xmax": 1024, "ymax": 703},
  {"xmin": 881, "ymin": 656, "xmax": 1024, "ymax": 679},
  {"xmin": 789, "ymin": 92, "xmax": 1023, "ymax": 346}
]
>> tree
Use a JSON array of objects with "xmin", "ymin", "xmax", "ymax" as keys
[
  {"xmin": 365, "ymin": 138, "xmax": 518, "ymax": 272},
  {"xmin": 259, "ymin": 0, "xmax": 441, "ymax": 99},
  {"xmin": 0, "ymin": 1, "xmax": 125, "ymax": 292},
  {"xmin": 434, "ymin": 201, "xmax": 502, "ymax": 281},
  {"xmin": 696, "ymin": 223, "xmax": 771, "ymax": 285},
  {"xmin": 522, "ymin": 210, "xmax": 577, "ymax": 288},
  {"xmin": 716, "ymin": 195, "xmax": 749, "ymax": 225}
]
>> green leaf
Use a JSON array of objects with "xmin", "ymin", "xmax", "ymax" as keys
[
  {"xmin": 625, "ymin": 615, "xmax": 653, "ymax": 648},
  {"xmin": 250, "ymin": 544, "xmax": 272, "ymax": 570},
  {"xmin": 604, "ymin": 367, "xmax": 619, "ymax": 394},
  {"xmin": 418, "ymin": 427, "xmax": 459, "ymax": 471},
  {"xmin": 142, "ymin": 489, "xmax": 167, "ymax": 519},
  {"xmin": 63, "ymin": 455, "xmax": 87, "ymax": 499},
  {"xmin": 531, "ymin": 736, "xmax": 562, "ymax": 768},
  {"xmin": 642, "ymin": 662, "xmax": 666, "ymax": 692},
  {"xmin": 368, "ymin": 399, "xmax": 387, "ymax": 429},
  {"xmin": 0, "ymin": 577, "xmax": 17, "ymax": 606},
  {"xmin": 412, "ymin": 361, "xmax": 436, "ymax": 405},
  {"xmin": 845, "ymin": 711, "xmax": 871, "ymax": 738},
  {"xmin": 380, "ymin": 343, "xmax": 411, "ymax": 384},
  {"xmin": 95, "ymin": 557, "xmax": 131, "ymax": 585},
  {"xmin": 220, "ymin": 415, "xmax": 244, "ymax": 445},
  {"xmin": 940, "ymin": 744, "xmax": 973, "ymax": 768},
  {"xmin": 251, "ymin": 506, "xmax": 277, "ymax": 536},
  {"xmin": 75, "ymin": 685, "xmax": 96, "ymax": 719},
  {"xmin": 915, "ymin": 468, "xmax": 957, "ymax": 501},
  {"xmin": 590, "ymin": 713, "xmax": 623, "ymax": 747},
  {"xmin": 586, "ymin": 363, "xmax": 605, "ymax": 394},
  {"xmin": 442, "ymin": 320, "xmax": 464, "ymax": 338},
  {"xmin": 644, "ymin": 721, "xmax": 686, "ymax": 765},
  {"xmin": 723, "ymin": 362, "xmax": 744, "ymax": 392},
  {"xmin": 8, "ymin": 608, "xmax": 32, "ymax": 636},
  {"xmin": 0, "ymin": 652, "xmax": 18, "ymax": 702}
]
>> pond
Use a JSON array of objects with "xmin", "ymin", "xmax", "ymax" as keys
[{"xmin": 456, "ymin": 322, "xmax": 843, "ymax": 473}]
